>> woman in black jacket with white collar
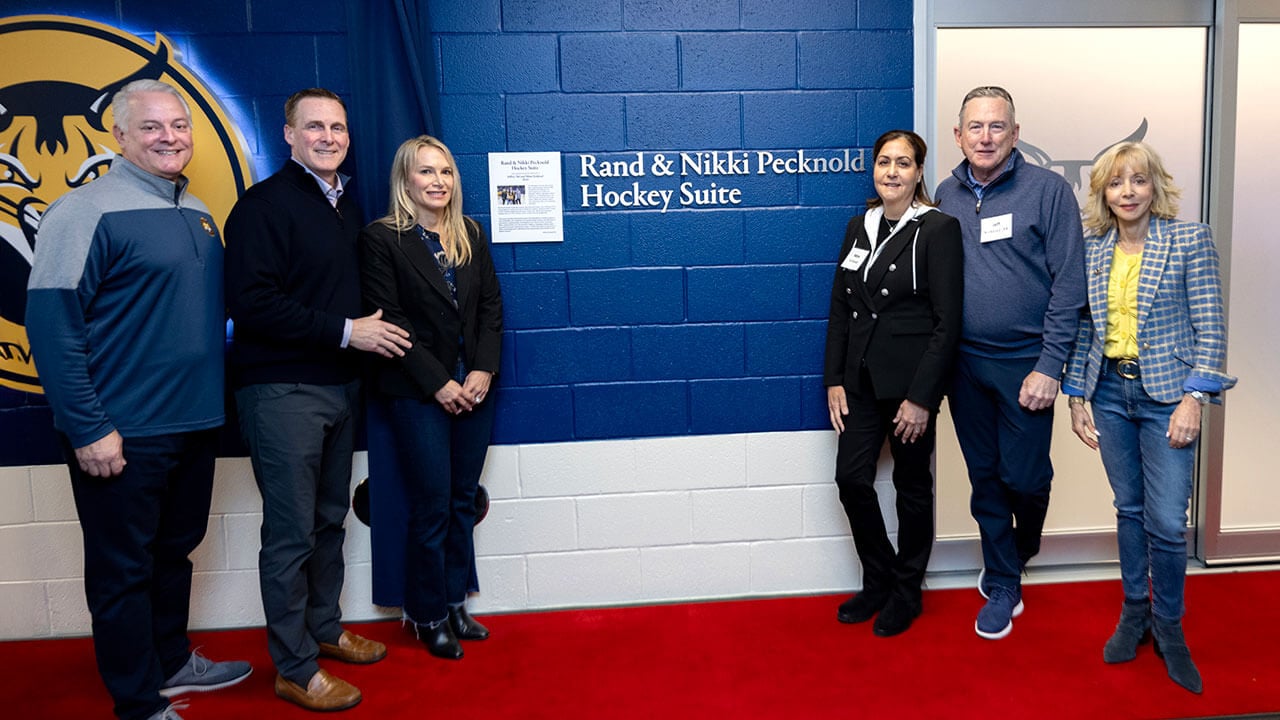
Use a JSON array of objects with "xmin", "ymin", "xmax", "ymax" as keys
[
  {"xmin": 823, "ymin": 130, "xmax": 963, "ymax": 636},
  {"xmin": 360, "ymin": 135, "xmax": 503, "ymax": 660}
]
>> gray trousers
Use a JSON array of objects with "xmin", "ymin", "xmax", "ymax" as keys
[{"xmin": 236, "ymin": 381, "xmax": 358, "ymax": 685}]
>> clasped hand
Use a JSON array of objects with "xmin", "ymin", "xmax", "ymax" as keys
[{"xmin": 435, "ymin": 371, "xmax": 493, "ymax": 415}]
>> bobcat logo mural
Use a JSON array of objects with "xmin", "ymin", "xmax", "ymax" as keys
[
  {"xmin": 1018, "ymin": 120, "xmax": 1150, "ymax": 194},
  {"xmin": 0, "ymin": 15, "xmax": 252, "ymax": 393}
]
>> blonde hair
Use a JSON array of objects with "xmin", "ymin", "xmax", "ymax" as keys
[
  {"xmin": 379, "ymin": 135, "xmax": 474, "ymax": 266},
  {"xmin": 1083, "ymin": 141, "xmax": 1181, "ymax": 237}
]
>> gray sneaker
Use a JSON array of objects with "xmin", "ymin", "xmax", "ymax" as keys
[
  {"xmin": 159, "ymin": 650, "xmax": 252, "ymax": 697},
  {"xmin": 145, "ymin": 703, "xmax": 186, "ymax": 720}
]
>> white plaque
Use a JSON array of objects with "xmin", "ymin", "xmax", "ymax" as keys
[{"xmin": 487, "ymin": 151, "xmax": 564, "ymax": 243}]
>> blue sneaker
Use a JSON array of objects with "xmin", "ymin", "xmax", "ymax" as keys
[
  {"xmin": 975, "ymin": 584, "xmax": 1024, "ymax": 640},
  {"xmin": 159, "ymin": 650, "xmax": 252, "ymax": 697},
  {"xmin": 979, "ymin": 568, "xmax": 1029, "ymax": 607}
]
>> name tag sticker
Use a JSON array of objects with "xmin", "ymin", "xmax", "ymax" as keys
[
  {"xmin": 980, "ymin": 213, "xmax": 1013, "ymax": 243},
  {"xmin": 842, "ymin": 247, "xmax": 870, "ymax": 271}
]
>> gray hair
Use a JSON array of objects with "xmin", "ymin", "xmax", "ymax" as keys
[
  {"xmin": 111, "ymin": 79, "xmax": 190, "ymax": 131},
  {"xmin": 958, "ymin": 85, "xmax": 1016, "ymax": 124}
]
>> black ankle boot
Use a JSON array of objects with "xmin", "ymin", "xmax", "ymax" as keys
[
  {"xmin": 837, "ymin": 592, "xmax": 887, "ymax": 624},
  {"xmin": 1103, "ymin": 598, "xmax": 1151, "ymax": 664},
  {"xmin": 1152, "ymin": 617, "xmax": 1202, "ymax": 693},
  {"xmin": 872, "ymin": 594, "xmax": 921, "ymax": 637},
  {"xmin": 417, "ymin": 620, "xmax": 463, "ymax": 660},
  {"xmin": 448, "ymin": 605, "xmax": 490, "ymax": 641}
]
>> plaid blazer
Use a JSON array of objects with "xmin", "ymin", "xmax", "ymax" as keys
[{"xmin": 1063, "ymin": 216, "xmax": 1236, "ymax": 404}]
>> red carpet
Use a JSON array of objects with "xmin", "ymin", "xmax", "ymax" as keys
[{"xmin": 5, "ymin": 571, "xmax": 1278, "ymax": 719}]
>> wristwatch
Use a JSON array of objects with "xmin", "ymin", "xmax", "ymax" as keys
[
  {"xmin": 1186, "ymin": 390, "xmax": 1211, "ymax": 406},
  {"xmin": 1067, "ymin": 395, "xmax": 1085, "ymax": 407}
]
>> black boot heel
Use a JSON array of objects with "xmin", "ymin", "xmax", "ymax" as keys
[
  {"xmin": 1152, "ymin": 618, "xmax": 1202, "ymax": 694},
  {"xmin": 1103, "ymin": 599, "xmax": 1151, "ymax": 664},
  {"xmin": 416, "ymin": 620, "xmax": 463, "ymax": 660},
  {"xmin": 448, "ymin": 606, "xmax": 490, "ymax": 641}
]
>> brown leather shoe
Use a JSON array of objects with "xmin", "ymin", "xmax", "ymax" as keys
[
  {"xmin": 274, "ymin": 670, "xmax": 361, "ymax": 712},
  {"xmin": 318, "ymin": 630, "xmax": 388, "ymax": 664}
]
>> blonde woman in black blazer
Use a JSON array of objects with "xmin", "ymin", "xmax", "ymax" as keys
[
  {"xmin": 823, "ymin": 130, "xmax": 964, "ymax": 636},
  {"xmin": 359, "ymin": 136, "xmax": 502, "ymax": 660}
]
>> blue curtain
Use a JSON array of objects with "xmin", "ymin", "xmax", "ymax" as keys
[{"xmin": 345, "ymin": 0, "xmax": 439, "ymax": 223}]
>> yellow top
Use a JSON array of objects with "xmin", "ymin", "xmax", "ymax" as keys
[{"xmin": 1104, "ymin": 246, "xmax": 1142, "ymax": 359}]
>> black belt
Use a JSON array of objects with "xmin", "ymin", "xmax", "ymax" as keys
[{"xmin": 1104, "ymin": 357, "xmax": 1140, "ymax": 380}]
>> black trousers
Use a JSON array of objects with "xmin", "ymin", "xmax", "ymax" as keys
[
  {"xmin": 834, "ymin": 373, "xmax": 936, "ymax": 608},
  {"xmin": 63, "ymin": 429, "xmax": 217, "ymax": 720}
]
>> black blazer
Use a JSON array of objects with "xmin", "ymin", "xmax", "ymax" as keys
[
  {"xmin": 359, "ymin": 218, "xmax": 503, "ymax": 401},
  {"xmin": 823, "ymin": 208, "xmax": 964, "ymax": 410}
]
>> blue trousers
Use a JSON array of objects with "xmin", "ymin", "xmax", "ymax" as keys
[
  {"xmin": 378, "ymin": 394, "xmax": 494, "ymax": 624},
  {"xmin": 950, "ymin": 353, "xmax": 1054, "ymax": 589},
  {"xmin": 236, "ymin": 382, "xmax": 356, "ymax": 686},
  {"xmin": 1091, "ymin": 368, "xmax": 1195, "ymax": 621},
  {"xmin": 366, "ymin": 400, "xmax": 481, "ymax": 609},
  {"xmin": 63, "ymin": 429, "xmax": 216, "ymax": 720}
]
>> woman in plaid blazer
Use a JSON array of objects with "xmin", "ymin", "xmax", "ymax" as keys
[{"xmin": 1063, "ymin": 142, "xmax": 1235, "ymax": 695}]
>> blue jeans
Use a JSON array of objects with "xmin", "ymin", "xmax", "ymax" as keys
[
  {"xmin": 1091, "ymin": 369, "xmax": 1195, "ymax": 622},
  {"xmin": 950, "ymin": 353, "xmax": 1054, "ymax": 589},
  {"xmin": 366, "ymin": 399, "xmax": 481, "ymax": 608},
  {"xmin": 382, "ymin": 394, "xmax": 495, "ymax": 624}
]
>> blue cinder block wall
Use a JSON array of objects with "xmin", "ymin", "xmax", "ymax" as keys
[
  {"xmin": 0, "ymin": 0, "xmax": 912, "ymax": 461},
  {"xmin": 432, "ymin": 0, "xmax": 913, "ymax": 444}
]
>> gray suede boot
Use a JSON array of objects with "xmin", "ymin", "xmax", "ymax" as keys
[
  {"xmin": 1102, "ymin": 598, "xmax": 1151, "ymax": 663},
  {"xmin": 1153, "ymin": 617, "xmax": 1203, "ymax": 694}
]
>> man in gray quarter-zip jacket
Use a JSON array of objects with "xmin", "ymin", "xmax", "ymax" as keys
[{"xmin": 26, "ymin": 79, "xmax": 249, "ymax": 720}]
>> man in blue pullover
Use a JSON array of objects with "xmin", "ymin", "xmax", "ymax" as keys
[
  {"xmin": 935, "ymin": 86, "xmax": 1086, "ymax": 640},
  {"xmin": 26, "ymin": 80, "xmax": 250, "ymax": 720}
]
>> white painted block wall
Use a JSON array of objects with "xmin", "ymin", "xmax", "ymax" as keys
[{"xmin": 0, "ymin": 431, "xmax": 901, "ymax": 640}]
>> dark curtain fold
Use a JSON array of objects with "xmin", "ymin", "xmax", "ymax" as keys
[{"xmin": 345, "ymin": 0, "xmax": 440, "ymax": 223}]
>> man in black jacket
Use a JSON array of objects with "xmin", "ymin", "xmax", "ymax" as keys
[{"xmin": 224, "ymin": 88, "xmax": 410, "ymax": 712}]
